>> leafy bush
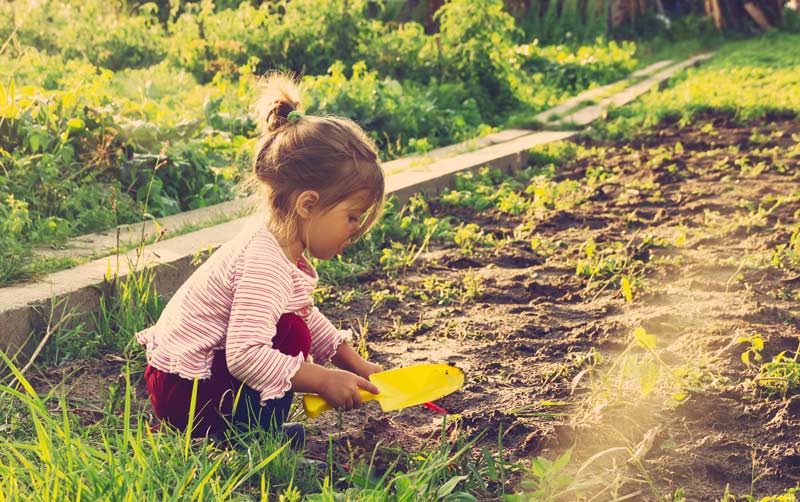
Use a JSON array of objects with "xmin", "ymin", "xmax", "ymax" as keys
[
  {"xmin": 304, "ymin": 62, "xmax": 486, "ymax": 158},
  {"xmin": 516, "ymin": 39, "xmax": 638, "ymax": 92},
  {"xmin": 434, "ymin": 0, "xmax": 522, "ymax": 119},
  {"xmin": 356, "ymin": 20, "xmax": 440, "ymax": 82},
  {"xmin": 1, "ymin": 0, "xmax": 166, "ymax": 71},
  {"xmin": 167, "ymin": 0, "xmax": 379, "ymax": 82},
  {"xmin": 0, "ymin": 196, "xmax": 34, "ymax": 283},
  {"xmin": 522, "ymin": 0, "xmax": 608, "ymax": 45},
  {"xmin": 268, "ymin": 0, "xmax": 371, "ymax": 75},
  {"xmin": 167, "ymin": 0, "xmax": 274, "ymax": 82},
  {"xmin": 0, "ymin": 56, "xmax": 241, "ymax": 266}
]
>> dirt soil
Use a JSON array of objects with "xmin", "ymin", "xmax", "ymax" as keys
[{"xmin": 28, "ymin": 112, "xmax": 800, "ymax": 500}]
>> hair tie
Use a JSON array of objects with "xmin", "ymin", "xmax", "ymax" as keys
[{"xmin": 287, "ymin": 110, "xmax": 303, "ymax": 122}]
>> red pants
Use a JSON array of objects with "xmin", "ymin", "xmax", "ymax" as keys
[{"xmin": 143, "ymin": 314, "xmax": 311, "ymax": 437}]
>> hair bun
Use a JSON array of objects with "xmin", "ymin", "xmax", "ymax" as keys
[
  {"xmin": 254, "ymin": 72, "xmax": 302, "ymax": 134},
  {"xmin": 265, "ymin": 100, "xmax": 296, "ymax": 132}
]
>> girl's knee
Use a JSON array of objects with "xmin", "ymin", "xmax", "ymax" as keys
[{"xmin": 273, "ymin": 314, "xmax": 311, "ymax": 358}]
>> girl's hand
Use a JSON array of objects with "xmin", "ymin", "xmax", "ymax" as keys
[
  {"xmin": 319, "ymin": 368, "xmax": 379, "ymax": 411},
  {"xmin": 357, "ymin": 361, "xmax": 384, "ymax": 379}
]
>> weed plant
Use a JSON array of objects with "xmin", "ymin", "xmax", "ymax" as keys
[
  {"xmin": 739, "ymin": 335, "xmax": 800, "ymax": 399},
  {"xmin": 573, "ymin": 236, "xmax": 654, "ymax": 300},
  {"xmin": 771, "ymin": 225, "xmax": 800, "ymax": 273}
]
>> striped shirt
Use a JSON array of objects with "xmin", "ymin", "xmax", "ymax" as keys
[{"xmin": 136, "ymin": 216, "xmax": 351, "ymax": 404}]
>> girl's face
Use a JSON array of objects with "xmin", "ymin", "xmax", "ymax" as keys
[{"xmin": 304, "ymin": 191, "xmax": 371, "ymax": 260}]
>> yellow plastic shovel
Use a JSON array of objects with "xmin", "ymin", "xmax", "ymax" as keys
[{"xmin": 303, "ymin": 364, "xmax": 464, "ymax": 418}]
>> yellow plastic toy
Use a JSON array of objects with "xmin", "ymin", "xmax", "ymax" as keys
[{"xmin": 303, "ymin": 364, "xmax": 464, "ymax": 418}]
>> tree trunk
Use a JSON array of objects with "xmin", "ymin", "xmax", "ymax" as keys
[
  {"xmin": 744, "ymin": 1, "xmax": 772, "ymax": 28},
  {"xmin": 705, "ymin": 0, "xmax": 785, "ymax": 30},
  {"xmin": 610, "ymin": 0, "xmax": 652, "ymax": 28}
]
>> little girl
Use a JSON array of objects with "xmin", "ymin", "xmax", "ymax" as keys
[{"xmin": 136, "ymin": 74, "xmax": 385, "ymax": 440}]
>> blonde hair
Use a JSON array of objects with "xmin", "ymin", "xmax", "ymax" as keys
[{"xmin": 252, "ymin": 72, "xmax": 385, "ymax": 246}]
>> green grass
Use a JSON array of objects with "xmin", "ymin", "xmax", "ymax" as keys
[
  {"xmin": 0, "ymin": 354, "xmax": 317, "ymax": 500},
  {"xmin": 593, "ymin": 32, "xmax": 800, "ymax": 140},
  {"xmin": 0, "ymin": 347, "xmax": 526, "ymax": 500}
]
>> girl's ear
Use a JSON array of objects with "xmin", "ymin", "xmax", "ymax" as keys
[{"xmin": 295, "ymin": 190, "xmax": 320, "ymax": 219}]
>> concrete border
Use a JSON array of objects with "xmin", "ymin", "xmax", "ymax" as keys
[
  {"xmin": 532, "ymin": 59, "xmax": 675, "ymax": 124},
  {"xmin": 554, "ymin": 53, "xmax": 713, "ymax": 127},
  {"xmin": 1, "ymin": 52, "xmax": 716, "ymax": 360},
  {"xmin": 31, "ymin": 129, "xmax": 536, "ymax": 263}
]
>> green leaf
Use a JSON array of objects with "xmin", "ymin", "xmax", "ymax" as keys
[
  {"xmin": 633, "ymin": 326, "xmax": 656, "ymax": 350},
  {"xmin": 530, "ymin": 457, "xmax": 547, "ymax": 478},
  {"xmin": 437, "ymin": 475, "xmax": 468, "ymax": 499},
  {"xmin": 395, "ymin": 477, "xmax": 412, "ymax": 494},
  {"xmin": 551, "ymin": 448, "xmax": 572, "ymax": 474},
  {"xmin": 584, "ymin": 240, "xmax": 596, "ymax": 258},
  {"xmin": 621, "ymin": 276, "xmax": 632, "ymax": 302},
  {"xmin": 29, "ymin": 134, "xmax": 40, "ymax": 153},
  {"xmin": 671, "ymin": 391, "xmax": 687, "ymax": 403},
  {"xmin": 67, "ymin": 118, "xmax": 85, "ymax": 130},
  {"xmin": 442, "ymin": 492, "xmax": 477, "ymax": 502},
  {"xmin": 639, "ymin": 361, "xmax": 659, "ymax": 397},
  {"xmin": 553, "ymin": 473, "xmax": 575, "ymax": 491}
]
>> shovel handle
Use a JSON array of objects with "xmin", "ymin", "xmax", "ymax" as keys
[{"xmin": 303, "ymin": 389, "xmax": 378, "ymax": 419}]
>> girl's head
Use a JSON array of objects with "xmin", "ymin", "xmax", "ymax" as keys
[{"xmin": 252, "ymin": 73, "xmax": 385, "ymax": 259}]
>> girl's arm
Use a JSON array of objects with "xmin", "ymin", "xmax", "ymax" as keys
[
  {"xmin": 302, "ymin": 308, "xmax": 382, "ymax": 379},
  {"xmin": 291, "ymin": 361, "xmax": 379, "ymax": 411},
  {"xmin": 331, "ymin": 342, "xmax": 383, "ymax": 380}
]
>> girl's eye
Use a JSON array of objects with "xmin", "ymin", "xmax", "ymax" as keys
[{"xmin": 348, "ymin": 216, "xmax": 359, "ymax": 224}]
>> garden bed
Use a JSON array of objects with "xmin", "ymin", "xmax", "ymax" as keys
[{"xmin": 20, "ymin": 112, "xmax": 800, "ymax": 499}]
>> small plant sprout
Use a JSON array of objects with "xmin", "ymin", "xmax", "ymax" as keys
[
  {"xmin": 379, "ymin": 219, "xmax": 441, "ymax": 274},
  {"xmin": 460, "ymin": 271, "xmax": 486, "ymax": 306},
  {"xmin": 454, "ymin": 223, "xmax": 489, "ymax": 256},
  {"xmin": 353, "ymin": 316, "xmax": 370, "ymax": 361},
  {"xmin": 370, "ymin": 286, "xmax": 407, "ymax": 313},
  {"xmin": 505, "ymin": 446, "xmax": 642, "ymax": 502},
  {"xmin": 573, "ymin": 326, "xmax": 693, "ymax": 418},
  {"xmin": 673, "ymin": 226, "xmax": 688, "ymax": 247},
  {"xmin": 574, "ymin": 235, "xmax": 651, "ymax": 300},
  {"xmin": 738, "ymin": 335, "xmax": 800, "ymax": 398},
  {"xmin": 771, "ymin": 225, "xmax": 800, "ymax": 272},
  {"xmin": 620, "ymin": 275, "xmax": 633, "ymax": 302},
  {"xmin": 737, "ymin": 333, "xmax": 765, "ymax": 368}
]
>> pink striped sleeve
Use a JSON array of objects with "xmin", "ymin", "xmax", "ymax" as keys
[
  {"xmin": 305, "ymin": 306, "xmax": 352, "ymax": 364},
  {"xmin": 226, "ymin": 240, "xmax": 304, "ymax": 403}
]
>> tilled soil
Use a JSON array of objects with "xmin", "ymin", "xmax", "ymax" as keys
[
  {"xmin": 28, "ymin": 112, "xmax": 800, "ymax": 500},
  {"xmin": 312, "ymin": 113, "xmax": 800, "ymax": 499}
]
